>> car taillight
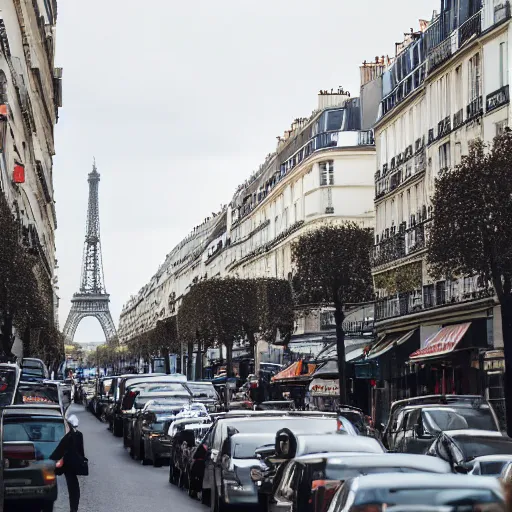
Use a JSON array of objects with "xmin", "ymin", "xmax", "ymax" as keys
[
  {"xmin": 42, "ymin": 468, "xmax": 56, "ymax": 484},
  {"xmin": 3, "ymin": 443, "xmax": 36, "ymax": 461}
]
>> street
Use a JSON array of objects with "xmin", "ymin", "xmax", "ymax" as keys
[{"xmin": 50, "ymin": 405, "xmax": 202, "ymax": 512}]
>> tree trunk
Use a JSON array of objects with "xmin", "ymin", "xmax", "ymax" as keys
[
  {"xmin": 225, "ymin": 341, "xmax": 233, "ymax": 410},
  {"xmin": 334, "ymin": 304, "xmax": 348, "ymax": 406},
  {"xmin": 195, "ymin": 341, "xmax": 202, "ymax": 380},
  {"xmin": 187, "ymin": 340, "xmax": 194, "ymax": 380},
  {"xmin": 163, "ymin": 347, "xmax": 171, "ymax": 375},
  {"xmin": 0, "ymin": 315, "xmax": 14, "ymax": 361},
  {"xmin": 499, "ymin": 294, "xmax": 512, "ymax": 436}
]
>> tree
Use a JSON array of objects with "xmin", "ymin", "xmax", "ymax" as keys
[
  {"xmin": 427, "ymin": 133, "xmax": 512, "ymax": 435},
  {"xmin": 292, "ymin": 223, "xmax": 374, "ymax": 404}
]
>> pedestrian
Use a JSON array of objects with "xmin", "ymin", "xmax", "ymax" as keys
[{"xmin": 50, "ymin": 414, "xmax": 87, "ymax": 512}]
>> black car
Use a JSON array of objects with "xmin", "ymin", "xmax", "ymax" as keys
[
  {"xmin": 2, "ymin": 404, "xmax": 66, "ymax": 511},
  {"xmin": 199, "ymin": 414, "xmax": 342, "ymax": 511},
  {"xmin": 91, "ymin": 376, "xmax": 115, "ymax": 422},
  {"xmin": 383, "ymin": 395, "xmax": 500, "ymax": 452},
  {"xmin": 123, "ymin": 384, "xmax": 192, "ymax": 450},
  {"xmin": 111, "ymin": 374, "xmax": 187, "ymax": 436},
  {"xmin": 167, "ymin": 417, "xmax": 213, "ymax": 492},
  {"xmin": 0, "ymin": 363, "xmax": 21, "ymax": 408},
  {"xmin": 131, "ymin": 396, "xmax": 191, "ymax": 466},
  {"xmin": 184, "ymin": 382, "xmax": 221, "ymax": 413},
  {"xmin": 426, "ymin": 429, "xmax": 512, "ymax": 468},
  {"xmin": 266, "ymin": 452, "xmax": 452, "ymax": 512}
]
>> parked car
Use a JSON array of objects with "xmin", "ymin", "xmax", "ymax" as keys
[
  {"xmin": 131, "ymin": 396, "xmax": 191, "ymax": 465},
  {"xmin": 383, "ymin": 395, "xmax": 501, "ymax": 452},
  {"xmin": 90, "ymin": 376, "xmax": 115, "ymax": 422},
  {"xmin": 167, "ymin": 416, "xmax": 213, "ymax": 491},
  {"xmin": 326, "ymin": 473, "xmax": 504, "ymax": 512},
  {"xmin": 265, "ymin": 453, "xmax": 452, "ymax": 512},
  {"xmin": 199, "ymin": 414, "xmax": 349, "ymax": 509},
  {"xmin": 254, "ymin": 401, "xmax": 295, "ymax": 411},
  {"xmin": 15, "ymin": 382, "xmax": 62, "ymax": 410},
  {"xmin": 0, "ymin": 363, "xmax": 21, "ymax": 408},
  {"xmin": 337, "ymin": 405, "xmax": 378, "ymax": 438},
  {"xmin": 184, "ymin": 382, "xmax": 221, "ymax": 413},
  {"xmin": 123, "ymin": 384, "xmax": 191, "ymax": 449},
  {"xmin": 426, "ymin": 429, "xmax": 512, "ymax": 468},
  {"xmin": 111, "ymin": 374, "xmax": 187, "ymax": 436},
  {"xmin": 21, "ymin": 358, "xmax": 49, "ymax": 382},
  {"xmin": 2, "ymin": 404, "xmax": 67, "ymax": 511},
  {"xmin": 255, "ymin": 429, "xmax": 385, "ymax": 512}
]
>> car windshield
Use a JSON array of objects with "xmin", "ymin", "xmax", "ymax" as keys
[
  {"xmin": 145, "ymin": 383, "xmax": 187, "ymax": 393},
  {"xmin": 325, "ymin": 465, "xmax": 430, "ymax": 480},
  {"xmin": 4, "ymin": 417, "xmax": 65, "ymax": 460},
  {"xmin": 135, "ymin": 397, "xmax": 189, "ymax": 409},
  {"xmin": 0, "ymin": 368, "xmax": 17, "ymax": 407},
  {"xmin": 186, "ymin": 384, "xmax": 217, "ymax": 399},
  {"xmin": 455, "ymin": 437, "xmax": 512, "ymax": 460},
  {"xmin": 354, "ymin": 488, "xmax": 500, "ymax": 507},
  {"xmin": 478, "ymin": 461, "xmax": 510, "ymax": 476},
  {"xmin": 423, "ymin": 407, "xmax": 497, "ymax": 431}
]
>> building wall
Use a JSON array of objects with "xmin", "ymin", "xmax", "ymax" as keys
[
  {"xmin": 371, "ymin": 1, "xmax": 510, "ymax": 348},
  {"xmin": 0, "ymin": 1, "xmax": 60, "ymax": 348},
  {"xmin": 118, "ymin": 95, "xmax": 377, "ymax": 343}
]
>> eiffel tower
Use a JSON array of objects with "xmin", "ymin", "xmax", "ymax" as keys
[{"xmin": 63, "ymin": 161, "xmax": 116, "ymax": 342}]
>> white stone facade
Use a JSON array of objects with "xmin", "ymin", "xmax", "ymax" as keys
[
  {"xmin": 372, "ymin": 0, "xmax": 511, "ymax": 346},
  {"xmin": 118, "ymin": 93, "xmax": 377, "ymax": 343},
  {"xmin": 0, "ymin": 1, "xmax": 61, "ymax": 340}
]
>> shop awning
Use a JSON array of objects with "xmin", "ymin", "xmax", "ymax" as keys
[
  {"xmin": 409, "ymin": 322, "xmax": 471, "ymax": 361},
  {"xmin": 366, "ymin": 329, "xmax": 416, "ymax": 360},
  {"xmin": 271, "ymin": 360, "xmax": 316, "ymax": 382}
]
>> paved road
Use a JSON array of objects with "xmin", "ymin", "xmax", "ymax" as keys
[{"xmin": 51, "ymin": 405, "xmax": 203, "ymax": 512}]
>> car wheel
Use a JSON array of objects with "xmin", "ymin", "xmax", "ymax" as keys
[
  {"xmin": 41, "ymin": 502, "xmax": 54, "ymax": 512},
  {"xmin": 113, "ymin": 418, "xmax": 123, "ymax": 437},
  {"xmin": 153, "ymin": 457, "xmax": 162, "ymax": 468}
]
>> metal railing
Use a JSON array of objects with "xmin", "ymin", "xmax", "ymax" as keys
[{"xmin": 459, "ymin": 11, "xmax": 482, "ymax": 46}]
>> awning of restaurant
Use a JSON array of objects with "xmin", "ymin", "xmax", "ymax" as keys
[
  {"xmin": 409, "ymin": 322, "xmax": 471, "ymax": 361},
  {"xmin": 271, "ymin": 360, "xmax": 316, "ymax": 382},
  {"xmin": 366, "ymin": 329, "xmax": 417, "ymax": 360}
]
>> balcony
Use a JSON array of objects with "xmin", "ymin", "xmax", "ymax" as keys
[
  {"xmin": 486, "ymin": 85, "xmax": 509, "ymax": 113},
  {"xmin": 459, "ymin": 11, "xmax": 481, "ymax": 47},
  {"xmin": 372, "ymin": 220, "xmax": 428, "ymax": 268},
  {"xmin": 375, "ymin": 280, "xmax": 494, "ymax": 322},
  {"xmin": 467, "ymin": 96, "xmax": 483, "ymax": 121},
  {"xmin": 453, "ymin": 109, "xmax": 464, "ymax": 130},
  {"xmin": 375, "ymin": 149, "xmax": 426, "ymax": 201},
  {"xmin": 437, "ymin": 116, "xmax": 451, "ymax": 140}
]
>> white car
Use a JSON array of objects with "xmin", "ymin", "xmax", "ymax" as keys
[{"xmin": 467, "ymin": 454, "xmax": 512, "ymax": 476}]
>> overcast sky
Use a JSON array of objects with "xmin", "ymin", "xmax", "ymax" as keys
[{"xmin": 54, "ymin": 0, "xmax": 439, "ymax": 343}]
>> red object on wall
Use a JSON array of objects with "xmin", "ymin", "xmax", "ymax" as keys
[{"xmin": 13, "ymin": 164, "xmax": 25, "ymax": 183}]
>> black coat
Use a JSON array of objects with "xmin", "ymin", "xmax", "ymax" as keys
[{"xmin": 50, "ymin": 429, "xmax": 85, "ymax": 473}]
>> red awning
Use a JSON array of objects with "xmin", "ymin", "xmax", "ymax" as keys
[
  {"xmin": 409, "ymin": 322, "xmax": 471, "ymax": 361},
  {"xmin": 272, "ymin": 360, "xmax": 316, "ymax": 382}
]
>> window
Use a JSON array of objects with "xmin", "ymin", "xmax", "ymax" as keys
[
  {"xmin": 500, "ymin": 42, "xmax": 507, "ymax": 88},
  {"xmin": 294, "ymin": 202, "xmax": 298, "ymax": 223},
  {"xmin": 496, "ymin": 119, "xmax": 509, "ymax": 136},
  {"xmin": 319, "ymin": 161, "xmax": 334, "ymax": 186},
  {"xmin": 454, "ymin": 66, "xmax": 462, "ymax": 113},
  {"xmin": 438, "ymin": 142, "xmax": 451, "ymax": 172},
  {"xmin": 469, "ymin": 53, "xmax": 481, "ymax": 101}
]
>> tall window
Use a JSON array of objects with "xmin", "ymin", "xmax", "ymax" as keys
[
  {"xmin": 496, "ymin": 119, "xmax": 509, "ymax": 136},
  {"xmin": 319, "ymin": 161, "xmax": 334, "ymax": 186},
  {"xmin": 469, "ymin": 53, "xmax": 481, "ymax": 101},
  {"xmin": 454, "ymin": 65, "xmax": 462, "ymax": 112},
  {"xmin": 439, "ymin": 142, "xmax": 451, "ymax": 172},
  {"xmin": 500, "ymin": 42, "xmax": 507, "ymax": 88}
]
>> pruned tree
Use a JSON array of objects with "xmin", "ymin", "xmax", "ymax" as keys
[
  {"xmin": 292, "ymin": 223, "xmax": 374, "ymax": 404},
  {"xmin": 427, "ymin": 133, "xmax": 512, "ymax": 435}
]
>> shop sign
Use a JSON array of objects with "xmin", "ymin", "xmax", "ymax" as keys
[{"xmin": 310, "ymin": 378, "xmax": 339, "ymax": 396}]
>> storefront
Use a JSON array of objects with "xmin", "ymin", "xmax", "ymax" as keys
[{"xmin": 270, "ymin": 360, "xmax": 316, "ymax": 408}]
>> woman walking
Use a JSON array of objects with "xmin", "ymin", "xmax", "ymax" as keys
[{"xmin": 50, "ymin": 414, "xmax": 87, "ymax": 512}]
